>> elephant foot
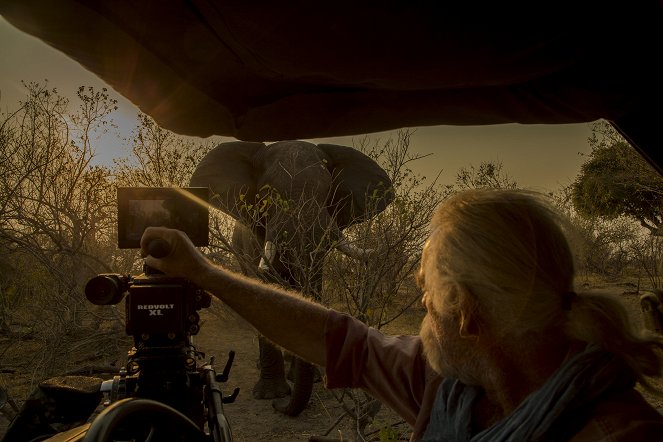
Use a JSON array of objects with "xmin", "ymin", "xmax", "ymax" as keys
[
  {"xmin": 252, "ymin": 377, "xmax": 291, "ymax": 400},
  {"xmin": 271, "ymin": 396, "xmax": 293, "ymax": 414}
]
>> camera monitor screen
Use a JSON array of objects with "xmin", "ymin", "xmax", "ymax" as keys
[{"xmin": 117, "ymin": 187, "xmax": 209, "ymax": 249}]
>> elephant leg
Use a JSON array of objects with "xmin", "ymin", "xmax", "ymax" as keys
[
  {"xmin": 272, "ymin": 357, "xmax": 315, "ymax": 416},
  {"xmin": 253, "ymin": 335, "xmax": 291, "ymax": 400}
]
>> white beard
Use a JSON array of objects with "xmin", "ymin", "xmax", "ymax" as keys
[
  {"xmin": 420, "ymin": 314, "xmax": 445, "ymax": 375},
  {"xmin": 419, "ymin": 313, "xmax": 484, "ymax": 386}
]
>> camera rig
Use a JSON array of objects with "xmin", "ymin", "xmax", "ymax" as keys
[
  {"xmin": 1, "ymin": 188, "xmax": 236, "ymax": 441},
  {"xmin": 80, "ymin": 259, "xmax": 238, "ymax": 441}
]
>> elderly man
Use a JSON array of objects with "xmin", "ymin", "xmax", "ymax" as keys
[{"xmin": 141, "ymin": 189, "xmax": 663, "ymax": 441}]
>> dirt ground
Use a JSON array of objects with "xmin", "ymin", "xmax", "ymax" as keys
[{"xmin": 1, "ymin": 281, "xmax": 661, "ymax": 441}]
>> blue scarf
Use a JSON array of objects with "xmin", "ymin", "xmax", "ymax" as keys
[{"xmin": 421, "ymin": 344, "xmax": 632, "ymax": 441}]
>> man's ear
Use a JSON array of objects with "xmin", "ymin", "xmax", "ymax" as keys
[{"xmin": 458, "ymin": 286, "xmax": 481, "ymax": 339}]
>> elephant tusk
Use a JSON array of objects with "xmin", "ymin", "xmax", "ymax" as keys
[
  {"xmin": 336, "ymin": 238, "xmax": 374, "ymax": 262},
  {"xmin": 259, "ymin": 241, "xmax": 277, "ymax": 271}
]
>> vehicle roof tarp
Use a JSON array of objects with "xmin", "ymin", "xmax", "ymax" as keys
[{"xmin": 1, "ymin": 0, "xmax": 661, "ymax": 172}]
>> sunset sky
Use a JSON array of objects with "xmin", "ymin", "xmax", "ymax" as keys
[{"xmin": 0, "ymin": 16, "xmax": 594, "ymax": 193}]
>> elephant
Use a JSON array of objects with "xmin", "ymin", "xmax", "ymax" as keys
[{"xmin": 190, "ymin": 140, "xmax": 394, "ymax": 416}]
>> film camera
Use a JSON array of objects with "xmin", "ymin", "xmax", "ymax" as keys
[
  {"xmin": 2, "ymin": 187, "xmax": 237, "ymax": 442},
  {"xmin": 87, "ymin": 186, "xmax": 212, "ymax": 343}
]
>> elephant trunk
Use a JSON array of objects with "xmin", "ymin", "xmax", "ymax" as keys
[{"xmin": 271, "ymin": 357, "xmax": 316, "ymax": 417}]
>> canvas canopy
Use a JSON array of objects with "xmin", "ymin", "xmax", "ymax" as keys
[{"xmin": 1, "ymin": 0, "xmax": 661, "ymax": 172}]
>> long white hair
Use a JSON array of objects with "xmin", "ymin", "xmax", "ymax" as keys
[{"xmin": 426, "ymin": 188, "xmax": 663, "ymax": 392}]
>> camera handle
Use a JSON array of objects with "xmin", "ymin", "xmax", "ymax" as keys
[{"xmin": 203, "ymin": 355, "xmax": 240, "ymax": 442}]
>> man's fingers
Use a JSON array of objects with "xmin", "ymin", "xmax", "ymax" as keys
[
  {"xmin": 140, "ymin": 227, "xmax": 173, "ymax": 256},
  {"xmin": 144, "ymin": 255, "xmax": 161, "ymax": 270},
  {"xmin": 145, "ymin": 238, "xmax": 172, "ymax": 258}
]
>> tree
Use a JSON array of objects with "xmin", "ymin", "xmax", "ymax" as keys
[
  {"xmin": 453, "ymin": 160, "xmax": 517, "ymax": 190},
  {"xmin": 628, "ymin": 234, "xmax": 663, "ymax": 289},
  {"xmin": 113, "ymin": 113, "xmax": 215, "ymax": 187},
  {"xmin": 553, "ymin": 180, "xmax": 641, "ymax": 284},
  {"xmin": 0, "ymin": 83, "xmax": 118, "ymax": 286},
  {"xmin": 0, "ymin": 82, "xmax": 124, "ymax": 381},
  {"xmin": 571, "ymin": 121, "xmax": 663, "ymax": 236},
  {"xmin": 329, "ymin": 130, "xmax": 448, "ymax": 327}
]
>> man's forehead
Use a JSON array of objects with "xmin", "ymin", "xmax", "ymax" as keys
[
  {"xmin": 418, "ymin": 244, "xmax": 438, "ymax": 286},
  {"xmin": 421, "ymin": 226, "xmax": 444, "ymax": 263},
  {"xmin": 418, "ymin": 240, "xmax": 433, "ymax": 283}
]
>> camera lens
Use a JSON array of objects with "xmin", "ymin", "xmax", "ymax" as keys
[{"xmin": 85, "ymin": 274, "xmax": 128, "ymax": 305}]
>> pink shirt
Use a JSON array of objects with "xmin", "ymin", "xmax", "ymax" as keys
[{"xmin": 323, "ymin": 310, "xmax": 663, "ymax": 441}]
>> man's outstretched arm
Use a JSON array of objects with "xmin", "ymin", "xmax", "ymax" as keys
[{"xmin": 140, "ymin": 226, "xmax": 329, "ymax": 366}]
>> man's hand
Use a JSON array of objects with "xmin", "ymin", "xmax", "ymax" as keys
[{"xmin": 140, "ymin": 227, "xmax": 212, "ymax": 284}]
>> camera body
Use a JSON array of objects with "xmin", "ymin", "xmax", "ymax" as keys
[
  {"xmin": 88, "ymin": 270, "xmax": 211, "ymax": 341},
  {"xmin": 86, "ymin": 268, "xmax": 212, "ymax": 426},
  {"xmin": 126, "ymin": 272, "xmax": 209, "ymax": 339}
]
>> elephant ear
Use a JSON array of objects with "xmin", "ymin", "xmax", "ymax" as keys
[
  {"xmin": 318, "ymin": 144, "xmax": 394, "ymax": 230},
  {"xmin": 190, "ymin": 141, "xmax": 265, "ymax": 222}
]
